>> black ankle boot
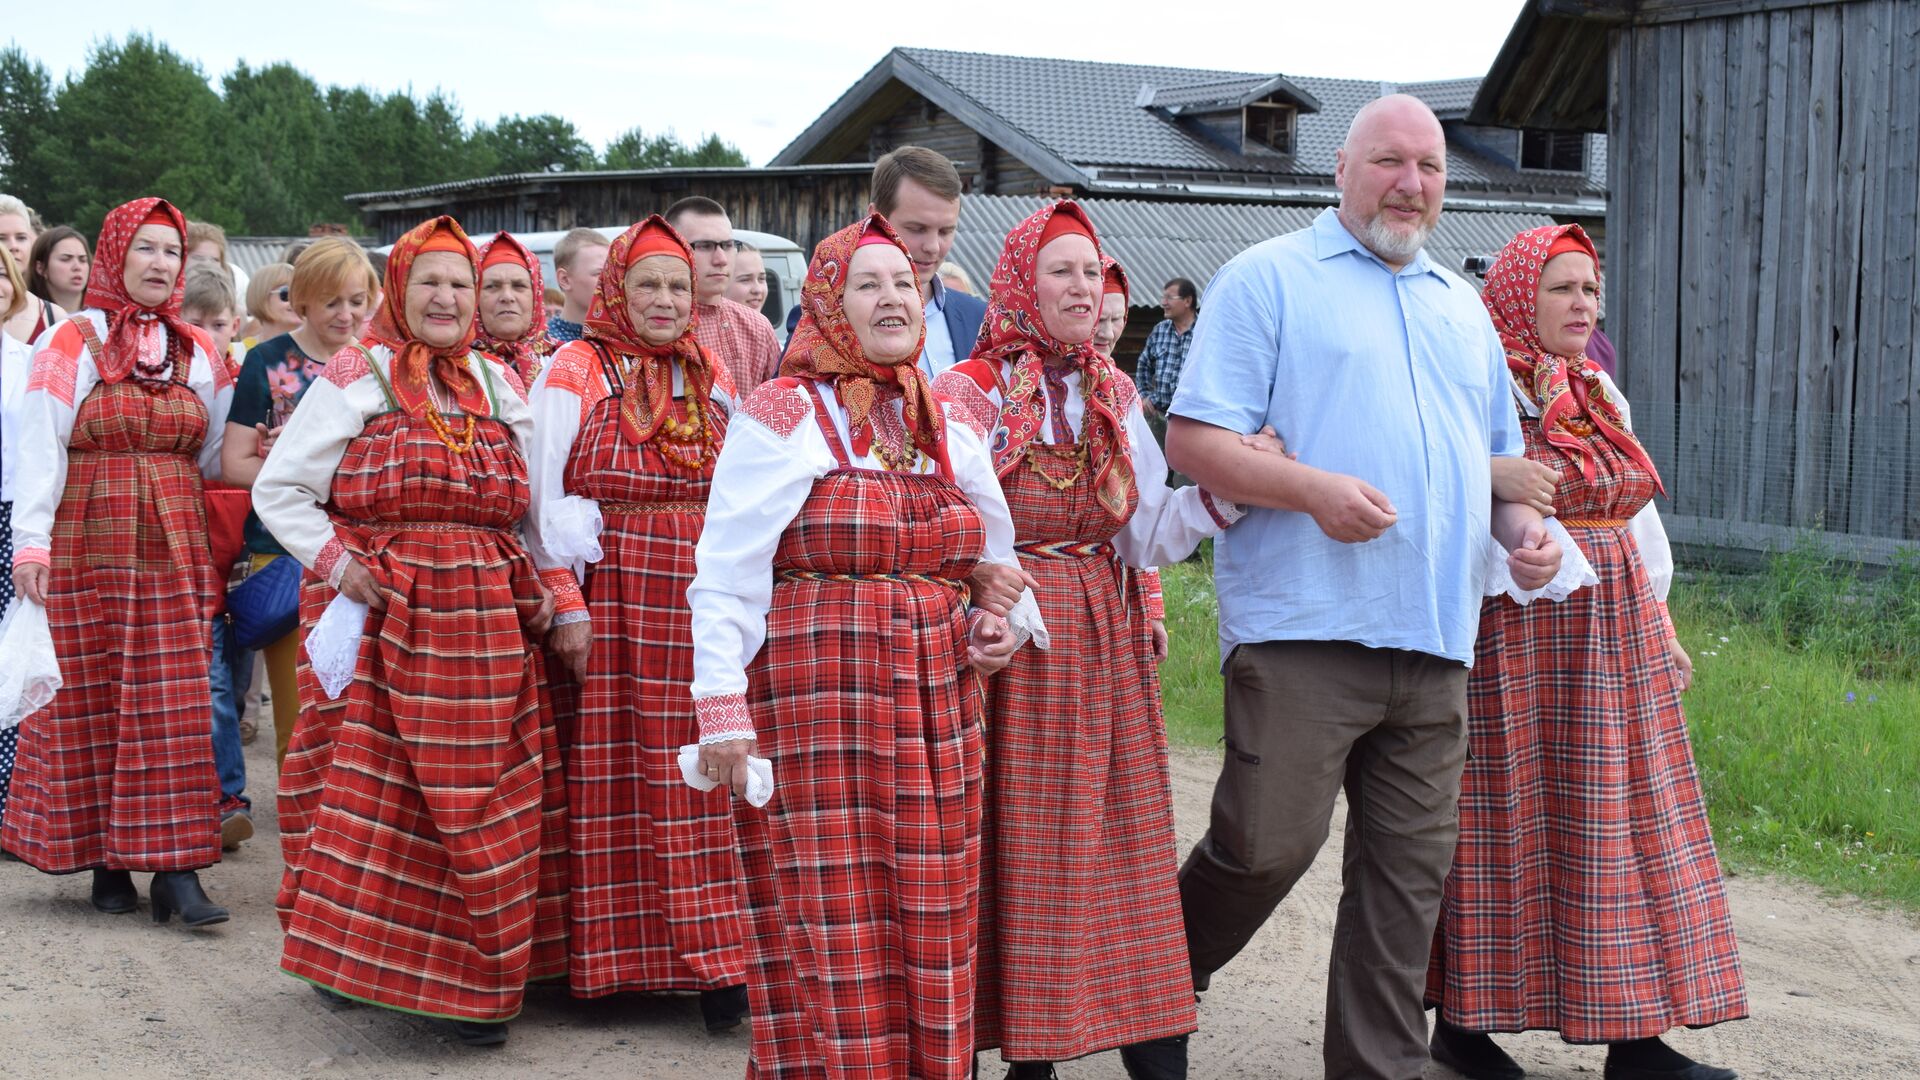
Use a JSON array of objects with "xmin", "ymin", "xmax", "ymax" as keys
[
  {"xmin": 1120, "ymin": 1033, "xmax": 1190, "ymax": 1080},
  {"xmin": 1430, "ymin": 1017, "xmax": 1525, "ymax": 1080},
  {"xmin": 1603, "ymin": 1037, "xmax": 1737, "ymax": 1080},
  {"xmin": 90, "ymin": 869, "xmax": 138, "ymax": 914},
  {"xmin": 700, "ymin": 984, "xmax": 750, "ymax": 1033},
  {"xmin": 437, "ymin": 1019, "xmax": 509, "ymax": 1047},
  {"xmin": 1004, "ymin": 1064, "xmax": 1057, "ymax": 1080},
  {"xmin": 149, "ymin": 870, "xmax": 229, "ymax": 927}
]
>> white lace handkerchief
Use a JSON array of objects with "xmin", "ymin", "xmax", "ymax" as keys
[
  {"xmin": 0, "ymin": 599, "xmax": 61, "ymax": 730},
  {"xmin": 678, "ymin": 744, "xmax": 775, "ymax": 807},
  {"xmin": 307, "ymin": 593, "xmax": 370, "ymax": 700}
]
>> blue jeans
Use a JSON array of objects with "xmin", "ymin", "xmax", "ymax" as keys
[{"xmin": 209, "ymin": 617, "xmax": 255, "ymax": 809}]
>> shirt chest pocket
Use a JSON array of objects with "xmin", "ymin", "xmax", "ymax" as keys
[{"xmin": 1419, "ymin": 311, "xmax": 1491, "ymax": 392}]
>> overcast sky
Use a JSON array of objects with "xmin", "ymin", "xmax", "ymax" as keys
[{"xmin": 11, "ymin": 1, "xmax": 1526, "ymax": 165}]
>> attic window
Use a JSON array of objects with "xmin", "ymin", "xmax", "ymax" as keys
[
  {"xmin": 1244, "ymin": 102, "xmax": 1295, "ymax": 154},
  {"xmin": 1519, "ymin": 129, "xmax": 1585, "ymax": 173}
]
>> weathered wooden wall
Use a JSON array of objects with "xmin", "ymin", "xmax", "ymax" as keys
[
  {"xmin": 844, "ymin": 95, "xmax": 1057, "ymax": 196},
  {"xmin": 1608, "ymin": 0, "xmax": 1920, "ymax": 553}
]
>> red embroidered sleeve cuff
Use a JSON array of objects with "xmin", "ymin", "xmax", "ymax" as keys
[
  {"xmin": 1199, "ymin": 490, "xmax": 1244, "ymax": 529},
  {"xmin": 1140, "ymin": 568, "xmax": 1165, "ymax": 621},
  {"xmin": 695, "ymin": 693, "xmax": 757, "ymax": 744},
  {"xmin": 539, "ymin": 567, "xmax": 588, "ymax": 615},
  {"xmin": 12, "ymin": 547, "xmax": 50, "ymax": 569},
  {"xmin": 316, "ymin": 536, "xmax": 350, "ymax": 589}
]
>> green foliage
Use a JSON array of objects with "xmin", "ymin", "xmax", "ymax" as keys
[
  {"xmin": 1, "ymin": 37, "xmax": 753, "ymax": 236},
  {"xmin": 602, "ymin": 127, "xmax": 749, "ymax": 170},
  {"xmin": 1157, "ymin": 552, "xmax": 1920, "ymax": 908}
]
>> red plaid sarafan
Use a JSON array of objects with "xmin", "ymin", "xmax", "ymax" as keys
[
  {"xmin": 974, "ymin": 439, "xmax": 1196, "ymax": 1061},
  {"xmin": 735, "ymin": 393, "xmax": 988, "ymax": 1079},
  {"xmin": 558, "ymin": 363, "xmax": 746, "ymax": 996},
  {"xmin": 1, "ymin": 373, "xmax": 220, "ymax": 873},
  {"xmin": 275, "ymin": 408, "xmax": 568, "ymax": 1023},
  {"xmin": 1427, "ymin": 420, "xmax": 1747, "ymax": 1041}
]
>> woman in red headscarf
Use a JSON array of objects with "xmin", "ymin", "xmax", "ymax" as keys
[
  {"xmin": 475, "ymin": 232, "xmax": 550, "ymax": 384},
  {"xmin": 934, "ymin": 202, "xmax": 1248, "ymax": 1080},
  {"xmin": 1425, "ymin": 225, "xmax": 1744, "ymax": 1080},
  {"xmin": 520, "ymin": 215, "xmax": 749, "ymax": 1028},
  {"xmin": 3, "ymin": 197, "xmax": 234, "ymax": 927},
  {"xmin": 252, "ymin": 216, "xmax": 565, "ymax": 1047},
  {"xmin": 688, "ymin": 213, "xmax": 1027, "ymax": 1079}
]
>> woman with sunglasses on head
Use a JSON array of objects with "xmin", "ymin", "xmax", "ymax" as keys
[{"xmin": 243, "ymin": 263, "xmax": 299, "ymax": 347}]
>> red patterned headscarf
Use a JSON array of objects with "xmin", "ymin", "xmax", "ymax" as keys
[
  {"xmin": 1101, "ymin": 253, "xmax": 1130, "ymax": 303},
  {"xmin": 85, "ymin": 197, "xmax": 195, "ymax": 385},
  {"xmin": 780, "ymin": 214, "xmax": 949, "ymax": 477},
  {"xmin": 1483, "ymin": 223, "xmax": 1662, "ymax": 494},
  {"xmin": 474, "ymin": 231, "xmax": 549, "ymax": 384},
  {"xmin": 971, "ymin": 200, "xmax": 1134, "ymax": 520},
  {"xmin": 368, "ymin": 215, "xmax": 490, "ymax": 419},
  {"xmin": 583, "ymin": 215, "xmax": 722, "ymax": 451}
]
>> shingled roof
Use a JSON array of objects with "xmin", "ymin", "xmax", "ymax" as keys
[{"xmin": 773, "ymin": 48, "xmax": 1605, "ymax": 212}]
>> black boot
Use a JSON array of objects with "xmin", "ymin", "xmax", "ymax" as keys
[
  {"xmin": 149, "ymin": 870, "xmax": 229, "ymax": 927},
  {"xmin": 1004, "ymin": 1064, "xmax": 1057, "ymax": 1080},
  {"xmin": 310, "ymin": 983, "xmax": 361, "ymax": 1011},
  {"xmin": 700, "ymin": 984, "xmax": 750, "ymax": 1033},
  {"xmin": 1603, "ymin": 1037, "xmax": 1737, "ymax": 1080},
  {"xmin": 437, "ymin": 1019, "xmax": 509, "ymax": 1047},
  {"xmin": 1120, "ymin": 1034, "xmax": 1189, "ymax": 1080},
  {"xmin": 90, "ymin": 869, "xmax": 138, "ymax": 914},
  {"xmin": 1429, "ymin": 1017, "xmax": 1525, "ymax": 1080}
]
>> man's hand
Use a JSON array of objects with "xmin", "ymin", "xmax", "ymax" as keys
[
  {"xmin": 549, "ymin": 620, "xmax": 591, "ymax": 681},
  {"xmin": 11, "ymin": 563, "xmax": 48, "ymax": 606},
  {"xmin": 967, "ymin": 611, "xmax": 1019, "ymax": 674},
  {"xmin": 1491, "ymin": 456, "xmax": 1558, "ymax": 516},
  {"xmin": 1667, "ymin": 637, "xmax": 1693, "ymax": 692},
  {"xmin": 337, "ymin": 559, "xmax": 386, "ymax": 609},
  {"xmin": 697, "ymin": 738, "xmax": 759, "ymax": 799},
  {"xmin": 1506, "ymin": 521, "xmax": 1563, "ymax": 592},
  {"xmin": 1304, "ymin": 470, "xmax": 1397, "ymax": 543},
  {"xmin": 969, "ymin": 562, "xmax": 1038, "ymax": 618}
]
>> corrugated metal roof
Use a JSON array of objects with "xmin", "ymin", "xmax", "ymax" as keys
[{"xmin": 951, "ymin": 195, "xmax": 1549, "ymax": 304}]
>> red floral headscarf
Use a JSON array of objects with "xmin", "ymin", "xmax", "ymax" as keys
[
  {"xmin": 1483, "ymin": 223, "xmax": 1662, "ymax": 493},
  {"xmin": 583, "ymin": 214, "xmax": 722, "ymax": 450},
  {"xmin": 1101, "ymin": 253, "xmax": 1130, "ymax": 305},
  {"xmin": 971, "ymin": 200, "xmax": 1134, "ymax": 520},
  {"xmin": 85, "ymin": 197, "xmax": 195, "ymax": 385},
  {"xmin": 474, "ymin": 231, "xmax": 549, "ymax": 384},
  {"xmin": 368, "ymin": 215, "xmax": 489, "ymax": 419},
  {"xmin": 780, "ymin": 213, "xmax": 949, "ymax": 477}
]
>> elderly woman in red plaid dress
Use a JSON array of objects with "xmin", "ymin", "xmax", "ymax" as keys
[
  {"xmin": 1425, "ymin": 224, "xmax": 1746, "ymax": 1080},
  {"xmin": 253, "ymin": 216, "xmax": 565, "ymax": 1048},
  {"xmin": 933, "ymin": 201, "xmax": 1249, "ymax": 1080},
  {"xmin": 521, "ymin": 215, "xmax": 750, "ymax": 1030},
  {"xmin": 688, "ymin": 213, "xmax": 1027, "ymax": 1079},
  {"xmin": 4, "ymin": 197, "xmax": 233, "ymax": 928}
]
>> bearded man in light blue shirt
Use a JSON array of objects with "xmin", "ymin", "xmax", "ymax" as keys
[{"xmin": 1165, "ymin": 95, "xmax": 1562, "ymax": 1080}]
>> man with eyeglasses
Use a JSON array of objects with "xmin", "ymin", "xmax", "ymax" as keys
[{"xmin": 664, "ymin": 196, "xmax": 781, "ymax": 391}]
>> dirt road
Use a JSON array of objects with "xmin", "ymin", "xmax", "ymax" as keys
[{"xmin": 2, "ymin": 738, "xmax": 1915, "ymax": 1079}]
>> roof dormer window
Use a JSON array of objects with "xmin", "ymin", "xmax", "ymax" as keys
[
  {"xmin": 1244, "ymin": 102, "xmax": 1295, "ymax": 155},
  {"xmin": 1519, "ymin": 129, "xmax": 1586, "ymax": 173}
]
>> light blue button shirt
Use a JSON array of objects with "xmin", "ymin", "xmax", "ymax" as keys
[
  {"xmin": 919, "ymin": 274, "xmax": 956, "ymax": 380},
  {"xmin": 1170, "ymin": 208, "xmax": 1522, "ymax": 666}
]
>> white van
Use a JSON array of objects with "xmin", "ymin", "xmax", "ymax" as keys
[{"xmin": 509, "ymin": 226, "xmax": 807, "ymax": 345}]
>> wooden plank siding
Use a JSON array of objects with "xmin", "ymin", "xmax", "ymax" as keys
[
  {"xmin": 846, "ymin": 95, "xmax": 1057, "ymax": 196},
  {"xmin": 1606, "ymin": 0, "xmax": 1920, "ymax": 552}
]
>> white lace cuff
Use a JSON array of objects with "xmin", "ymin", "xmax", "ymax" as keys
[
  {"xmin": 1483, "ymin": 516, "xmax": 1599, "ymax": 606},
  {"xmin": 551, "ymin": 608, "xmax": 592, "ymax": 627}
]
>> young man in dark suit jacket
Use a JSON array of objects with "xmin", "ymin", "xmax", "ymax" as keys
[{"xmin": 785, "ymin": 145, "xmax": 987, "ymax": 379}]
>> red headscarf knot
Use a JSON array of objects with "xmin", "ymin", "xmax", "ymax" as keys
[{"xmin": 1483, "ymin": 222, "xmax": 1662, "ymax": 495}]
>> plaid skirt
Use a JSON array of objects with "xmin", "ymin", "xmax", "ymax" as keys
[
  {"xmin": 1427, "ymin": 517, "xmax": 1748, "ymax": 1041},
  {"xmin": 738, "ymin": 466, "xmax": 987, "ymax": 1080},
  {"xmin": 277, "ymin": 412, "xmax": 567, "ymax": 1022},
  {"xmin": 975, "ymin": 450, "xmax": 1195, "ymax": 1061},
  {"xmin": 1, "ymin": 381, "xmax": 219, "ymax": 873},
  {"xmin": 0, "ymin": 499, "xmax": 15, "ymax": 820},
  {"xmin": 561, "ymin": 394, "xmax": 745, "ymax": 996}
]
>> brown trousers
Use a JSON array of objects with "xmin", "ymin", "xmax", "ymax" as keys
[{"xmin": 1179, "ymin": 640, "xmax": 1468, "ymax": 1080}]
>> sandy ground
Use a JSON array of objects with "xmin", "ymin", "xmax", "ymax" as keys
[{"xmin": 1, "ymin": 736, "xmax": 1916, "ymax": 1080}]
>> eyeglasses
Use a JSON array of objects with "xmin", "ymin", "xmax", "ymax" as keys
[{"xmin": 687, "ymin": 240, "xmax": 739, "ymax": 254}]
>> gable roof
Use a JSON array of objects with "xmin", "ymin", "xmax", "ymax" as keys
[{"xmin": 773, "ymin": 48, "xmax": 1605, "ymax": 212}]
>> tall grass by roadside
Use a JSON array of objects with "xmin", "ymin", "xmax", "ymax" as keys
[{"xmin": 1155, "ymin": 541, "xmax": 1920, "ymax": 908}]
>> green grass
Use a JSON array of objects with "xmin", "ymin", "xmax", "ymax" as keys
[{"xmin": 1156, "ymin": 542, "xmax": 1920, "ymax": 909}]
